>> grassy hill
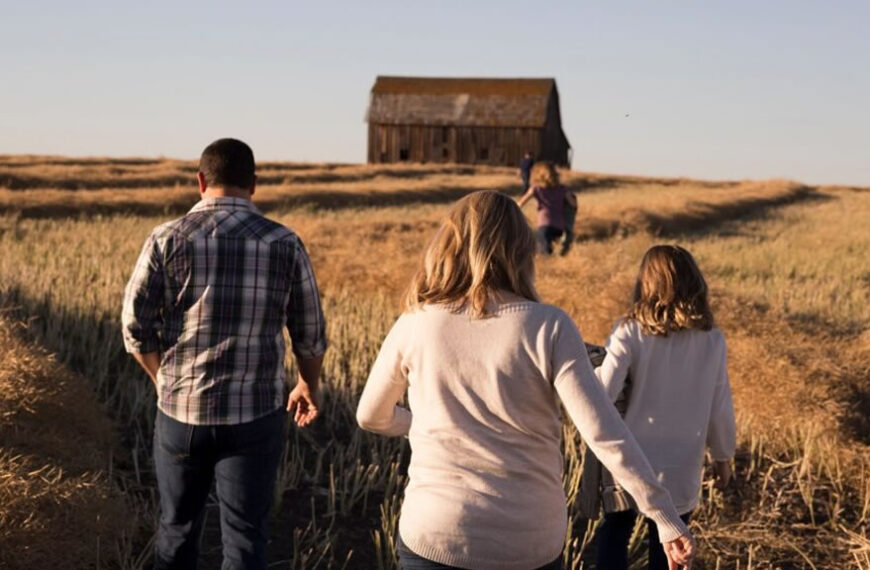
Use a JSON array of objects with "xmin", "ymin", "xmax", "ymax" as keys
[{"xmin": 0, "ymin": 156, "xmax": 868, "ymax": 568}]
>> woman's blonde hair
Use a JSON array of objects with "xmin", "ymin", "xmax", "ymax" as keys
[
  {"xmin": 627, "ymin": 245, "xmax": 714, "ymax": 336},
  {"xmin": 404, "ymin": 190, "xmax": 539, "ymax": 317},
  {"xmin": 530, "ymin": 161, "xmax": 559, "ymax": 188}
]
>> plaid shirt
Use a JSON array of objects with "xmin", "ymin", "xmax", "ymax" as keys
[{"xmin": 122, "ymin": 197, "xmax": 327, "ymax": 425}]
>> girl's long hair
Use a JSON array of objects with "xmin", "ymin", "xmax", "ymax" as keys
[
  {"xmin": 530, "ymin": 161, "xmax": 559, "ymax": 188},
  {"xmin": 627, "ymin": 245, "xmax": 714, "ymax": 335},
  {"xmin": 404, "ymin": 190, "xmax": 539, "ymax": 317}
]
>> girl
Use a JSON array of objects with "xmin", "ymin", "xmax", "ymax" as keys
[
  {"xmin": 517, "ymin": 162, "xmax": 577, "ymax": 255},
  {"xmin": 594, "ymin": 245, "xmax": 736, "ymax": 570},
  {"xmin": 356, "ymin": 191, "xmax": 695, "ymax": 570}
]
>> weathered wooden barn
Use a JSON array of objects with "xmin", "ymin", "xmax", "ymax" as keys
[{"xmin": 366, "ymin": 76, "xmax": 571, "ymax": 167}]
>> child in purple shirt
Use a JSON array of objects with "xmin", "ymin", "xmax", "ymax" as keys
[{"xmin": 517, "ymin": 161, "xmax": 577, "ymax": 255}]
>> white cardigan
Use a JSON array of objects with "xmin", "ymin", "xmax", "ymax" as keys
[
  {"xmin": 595, "ymin": 319, "xmax": 737, "ymax": 514},
  {"xmin": 357, "ymin": 302, "xmax": 689, "ymax": 570}
]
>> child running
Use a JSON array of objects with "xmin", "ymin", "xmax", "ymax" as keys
[
  {"xmin": 517, "ymin": 161, "xmax": 576, "ymax": 255},
  {"xmin": 594, "ymin": 244, "xmax": 737, "ymax": 570}
]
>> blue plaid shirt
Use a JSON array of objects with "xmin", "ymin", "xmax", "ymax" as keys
[{"xmin": 122, "ymin": 197, "xmax": 327, "ymax": 425}]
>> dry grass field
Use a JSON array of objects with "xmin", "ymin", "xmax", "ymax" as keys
[{"xmin": 0, "ymin": 155, "xmax": 868, "ymax": 569}]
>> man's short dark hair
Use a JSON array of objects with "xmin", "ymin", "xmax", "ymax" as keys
[{"xmin": 199, "ymin": 138, "xmax": 256, "ymax": 189}]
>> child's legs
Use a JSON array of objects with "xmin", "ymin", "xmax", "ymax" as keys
[
  {"xmin": 645, "ymin": 512, "xmax": 692, "ymax": 570},
  {"xmin": 595, "ymin": 510, "xmax": 637, "ymax": 570},
  {"xmin": 536, "ymin": 226, "xmax": 562, "ymax": 255}
]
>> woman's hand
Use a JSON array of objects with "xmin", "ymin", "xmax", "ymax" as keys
[
  {"xmin": 664, "ymin": 532, "xmax": 696, "ymax": 569},
  {"xmin": 713, "ymin": 460, "xmax": 732, "ymax": 490}
]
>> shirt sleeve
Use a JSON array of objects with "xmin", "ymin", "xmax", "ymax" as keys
[
  {"xmin": 356, "ymin": 317, "xmax": 413, "ymax": 437},
  {"xmin": 286, "ymin": 238, "xmax": 327, "ymax": 360},
  {"xmin": 550, "ymin": 312, "xmax": 689, "ymax": 543},
  {"xmin": 594, "ymin": 321, "xmax": 633, "ymax": 402},
  {"xmin": 121, "ymin": 232, "xmax": 165, "ymax": 354},
  {"xmin": 706, "ymin": 336, "xmax": 737, "ymax": 461}
]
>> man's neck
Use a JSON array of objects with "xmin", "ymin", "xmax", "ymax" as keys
[{"xmin": 201, "ymin": 187, "xmax": 252, "ymax": 200}]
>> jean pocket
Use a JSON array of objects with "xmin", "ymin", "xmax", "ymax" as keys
[{"xmin": 156, "ymin": 411, "xmax": 194, "ymax": 458}]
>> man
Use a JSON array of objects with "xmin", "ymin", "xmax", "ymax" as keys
[
  {"xmin": 121, "ymin": 138, "xmax": 326, "ymax": 569},
  {"xmin": 518, "ymin": 151, "xmax": 535, "ymax": 192}
]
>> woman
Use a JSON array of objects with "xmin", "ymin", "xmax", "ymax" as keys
[
  {"xmin": 517, "ymin": 162, "xmax": 576, "ymax": 255},
  {"xmin": 594, "ymin": 245, "xmax": 736, "ymax": 570},
  {"xmin": 356, "ymin": 191, "xmax": 695, "ymax": 570}
]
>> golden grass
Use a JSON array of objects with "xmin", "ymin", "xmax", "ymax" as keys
[
  {"xmin": 0, "ymin": 315, "xmax": 137, "ymax": 569},
  {"xmin": 0, "ymin": 156, "xmax": 868, "ymax": 568}
]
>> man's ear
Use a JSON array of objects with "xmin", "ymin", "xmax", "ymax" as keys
[
  {"xmin": 197, "ymin": 172, "xmax": 207, "ymax": 195},
  {"xmin": 249, "ymin": 174, "xmax": 257, "ymax": 198}
]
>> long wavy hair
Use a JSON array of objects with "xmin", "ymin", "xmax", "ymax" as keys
[
  {"xmin": 627, "ymin": 245, "xmax": 714, "ymax": 336},
  {"xmin": 404, "ymin": 190, "xmax": 539, "ymax": 317},
  {"xmin": 530, "ymin": 161, "xmax": 559, "ymax": 188}
]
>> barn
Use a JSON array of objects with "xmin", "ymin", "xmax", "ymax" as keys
[{"xmin": 366, "ymin": 76, "xmax": 572, "ymax": 167}]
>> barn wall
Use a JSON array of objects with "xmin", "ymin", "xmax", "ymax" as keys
[
  {"xmin": 368, "ymin": 124, "xmax": 544, "ymax": 167},
  {"xmin": 540, "ymin": 91, "xmax": 570, "ymax": 167}
]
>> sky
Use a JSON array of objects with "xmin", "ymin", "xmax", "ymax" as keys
[{"xmin": 2, "ymin": 1, "xmax": 869, "ymax": 185}]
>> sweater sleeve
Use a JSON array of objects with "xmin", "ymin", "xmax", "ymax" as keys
[
  {"xmin": 551, "ymin": 313, "xmax": 689, "ymax": 543},
  {"xmin": 356, "ymin": 317, "xmax": 413, "ymax": 437},
  {"xmin": 706, "ymin": 335, "xmax": 737, "ymax": 461},
  {"xmin": 594, "ymin": 321, "xmax": 633, "ymax": 402}
]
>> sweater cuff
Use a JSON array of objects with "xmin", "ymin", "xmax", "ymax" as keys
[{"xmin": 647, "ymin": 510, "xmax": 689, "ymax": 543}]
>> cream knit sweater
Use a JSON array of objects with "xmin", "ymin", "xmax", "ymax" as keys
[
  {"xmin": 595, "ymin": 320, "xmax": 737, "ymax": 514},
  {"xmin": 357, "ymin": 302, "xmax": 688, "ymax": 570}
]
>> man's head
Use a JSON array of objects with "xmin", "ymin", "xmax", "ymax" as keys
[{"xmin": 198, "ymin": 138, "xmax": 256, "ymax": 198}]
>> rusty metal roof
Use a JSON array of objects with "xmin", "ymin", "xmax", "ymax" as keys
[{"xmin": 367, "ymin": 76, "xmax": 556, "ymax": 127}]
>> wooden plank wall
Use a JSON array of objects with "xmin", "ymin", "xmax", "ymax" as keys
[{"xmin": 368, "ymin": 124, "xmax": 546, "ymax": 166}]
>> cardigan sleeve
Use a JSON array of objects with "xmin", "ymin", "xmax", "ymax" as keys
[
  {"xmin": 356, "ymin": 316, "xmax": 413, "ymax": 437},
  {"xmin": 550, "ymin": 312, "xmax": 689, "ymax": 543},
  {"xmin": 594, "ymin": 320, "xmax": 634, "ymax": 402},
  {"xmin": 706, "ymin": 333, "xmax": 737, "ymax": 461}
]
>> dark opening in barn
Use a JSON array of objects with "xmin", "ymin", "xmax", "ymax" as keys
[{"xmin": 366, "ymin": 76, "xmax": 572, "ymax": 167}]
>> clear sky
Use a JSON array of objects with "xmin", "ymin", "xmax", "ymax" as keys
[{"xmin": 2, "ymin": 1, "xmax": 868, "ymax": 185}]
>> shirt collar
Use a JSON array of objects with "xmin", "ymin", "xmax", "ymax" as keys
[{"xmin": 188, "ymin": 196, "xmax": 262, "ymax": 215}]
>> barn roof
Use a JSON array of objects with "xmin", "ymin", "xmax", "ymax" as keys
[{"xmin": 367, "ymin": 76, "xmax": 556, "ymax": 128}]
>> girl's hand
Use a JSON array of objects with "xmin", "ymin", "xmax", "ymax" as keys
[
  {"xmin": 664, "ymin": 532, "xmax": 696, "ymax": 569},
  {"xmin": 713, "ymin": 460, "xmax": 732, "ymax": 490}
]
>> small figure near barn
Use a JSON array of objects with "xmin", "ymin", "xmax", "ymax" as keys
[
  {"xmin": 517, "ymin": 161, "xmax": 577, "ymax": 255},
  {"xmin": 519, "ymin": 150, "xmax": 535, "ymax": 192}
]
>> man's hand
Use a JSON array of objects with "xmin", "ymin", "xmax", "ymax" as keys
[
  {"xmin": 287, "ymin": 380, "xmax": 319, "ymax": 427},
  {"xmin": 132, "ymin": 352, "xmax": 160, "ymax": 387},
  {"xmin": 287, "ymin": 354, "xmax": 324, "ymax": 427},
  {"xmin": 664, "ymin": 532, "xmax": 696, "ymax": 569},
  {"xmin": 713, "ymin": 460, "xmax": 732, "ymax": 491}
]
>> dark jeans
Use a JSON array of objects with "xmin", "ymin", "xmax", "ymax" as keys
[
  {"xmin": 536, "ymin": 225, "xmax": 564, "ymax": 255},
  {"xmin": 153, "ymin": 408, "xmax": 286, "ymax": 570},
  {"xmin": 595, "ymin": 510, "xmax": 692, "ymax": 570},
  {"xmin": 397, "ymin": 534, "xmax": 563, "ymax": 570}
]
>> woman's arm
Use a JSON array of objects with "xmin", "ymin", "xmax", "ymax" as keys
[
  {"xmin": 356, "ymin": 319, "xmax": 413, "ymax": 437},
  {"xmin": 565, "ymin": 189, "xmax": 577, "ymax": 208},
  {"xmin": 516, "ymin": 186, "xmax": 535, "ymax": 207}
]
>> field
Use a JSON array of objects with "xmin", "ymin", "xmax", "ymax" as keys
[{"xmin": 0, "ymin": 155, "xmax": 868, "ymax": 569}]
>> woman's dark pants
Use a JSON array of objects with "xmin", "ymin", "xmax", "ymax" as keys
[
  {"xmin": 397, "ymin": 534, "xmax": 563, "ymax": 570},
  {"xmin": 152, "ymin": 408, "xmax": 286, "ymax": 570},
  {"xmin": 595, "ymin": 510, "xmax": 692, "ymax": 570},
  {"xmin": 536, "ymin": 225, "xmax": 564, "ymax": 255}
]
